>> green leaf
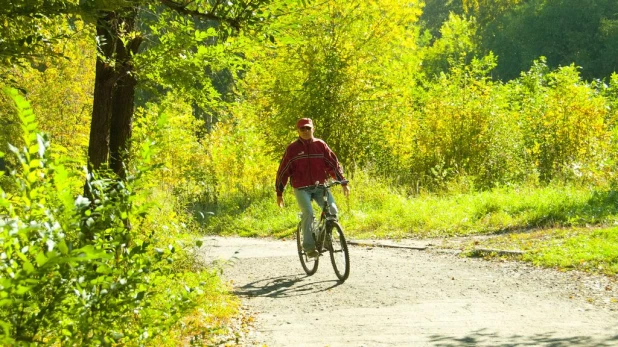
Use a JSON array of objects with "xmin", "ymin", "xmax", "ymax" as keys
[
  {"xmin": 196, "ymin": 240, "xmax": 203, "ymax": 247},
  {"xmin": 28, "ymin": 144, "xmax": 40, "ymax": 155},
  {"xmin": 95, "ymin": 264, "xmax": 111, "ymax": 274},
  {"xmin": 111, "ymin": 331, "xmax": 124, "ymax": 340},
  {"xmin": 16, "ymin": 285, "xmax": 31, "ymax": 295},
  {"xmin": 58, "ymin": 240, "xmax": 69, "ymax": 255},
  {"xmin": 157, "ymin": 112, "xmax": 169, "ymax": 127},
  {"xmin": 73, "ymin": 245, "xmax": 113, "ymax": 261},
  {"xmin": 27, "ymin": 170, "xmax": 38, "ymax": 183},
  {"xmin": 17, "ymin": 251, "xmax": 35, "ymax": 273},
  {"xmin": 22, "ymin": 260, "xmax": 35, "ymax": 273},
  {"xmin": 29, "ymin": 159, "xmax": 41, "ymax": 168},
  {"xmin": 26, "ymin": 122, "xmax": 37, "ymax": 131},
  {"xmin": 3, "ymin": 87, "xmax": 18, "ymax": 97},
  {"xmin": 35, "ymin": 251, "xmax": 48, "ymax": 267},
  {"xmin": 0, "ymin": 278, "xmax": 11, "ymax": 288},
  {"xmin": 24, "ymin": 113, "xmax": 35, "ymax": 124}
]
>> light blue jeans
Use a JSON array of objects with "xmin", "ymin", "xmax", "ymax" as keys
[{"xmin": 294, "ymin": 187, "xmax": 339, "ymax": 251}]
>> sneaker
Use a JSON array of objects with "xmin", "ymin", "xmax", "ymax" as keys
[{"xmin": 305, "ymin": 249, "xmax": 319, "ymax": 258}]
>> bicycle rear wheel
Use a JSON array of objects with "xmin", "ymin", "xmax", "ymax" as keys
[
  {"xmin": 327, "ymin": 222, "xmax": 350, "ymax": 281},
  {"xmin": 296, "ymin": 222, "xmax": 319, "ymax": 275}
]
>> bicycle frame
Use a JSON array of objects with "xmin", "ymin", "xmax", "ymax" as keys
[
  {"xmin": 311, "ymin": 181, "xmax": 343, "ymax": 251},
  {"xmin": 295, "ymin": 180, "xmax": 350, "ymax": 281}
]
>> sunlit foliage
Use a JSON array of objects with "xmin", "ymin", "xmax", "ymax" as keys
[
  {"xmin": 3, "ymin": 0, "xmax": 618, "ymax": 342},
  {"xmin": 245, "ymin": 0, "xmax": 423, "ymax": 173}
]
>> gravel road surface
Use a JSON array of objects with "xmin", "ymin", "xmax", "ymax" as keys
[{"xmin": 200, "ymin": 236, "xmax": 618, "ymax": 347}]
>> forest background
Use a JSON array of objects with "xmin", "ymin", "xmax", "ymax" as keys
[{"xmin": 1, "ymin": 0, "xmax": 618, "ymax": 345}]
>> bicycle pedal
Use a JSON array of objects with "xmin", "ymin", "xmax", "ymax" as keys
[{"xmin": 305, "ymin": 249, "xmax": 319, "ymax": 258}]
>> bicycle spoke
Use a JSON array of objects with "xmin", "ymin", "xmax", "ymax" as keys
[{"xmin": 328, "ymin": 222, "xmax": 350, "ymax": 282}]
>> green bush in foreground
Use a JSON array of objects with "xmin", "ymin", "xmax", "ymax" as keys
[{"xmin": 0, "ymin": 89, "xmax": 225, "ymax": 345}]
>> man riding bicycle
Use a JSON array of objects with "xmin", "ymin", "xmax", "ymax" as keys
[{"xmin": 276, "ymin": 118, "xmax": 350, "ymax": 258}]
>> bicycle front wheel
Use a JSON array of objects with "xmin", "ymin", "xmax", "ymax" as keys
[
  {"xmin": 327, "ymin": 222, "xmax": 350, "ymax": 281},
  {"xmin": 296, "ymin": 221, "xmax": 319, "ymax": 275}
]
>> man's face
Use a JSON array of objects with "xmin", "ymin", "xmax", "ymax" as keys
[{"xmin": 297, "ymin": 125, "xmax": 314, "ymax": 140}]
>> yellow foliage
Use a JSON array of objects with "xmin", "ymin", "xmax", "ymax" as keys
[
  {"xmin": 463, "ymin": 0, "xmax": 523, "ymax": 24},
  {"xmin": 520, "ymin": 65, "xmax": 611, "ymax": 182},
  {"xmin": 204, "ymin": 103, "xmax": 278, "ymax": 200},
  {"xmin": 132, "ymin": 95, "xmax": 209, "ymax": 196},
  {"xmin": 2, "ymin": 20, "xmax": 95, "ymax": 166}
]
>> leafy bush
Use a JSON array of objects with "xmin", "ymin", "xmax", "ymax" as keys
[
  {"xmin": 0, "ymin": 88, "xmax": 206, "ymax": 345},
  {"xmin": 513, "ymin": 58, "xmax": 612, "ymax": 184}
]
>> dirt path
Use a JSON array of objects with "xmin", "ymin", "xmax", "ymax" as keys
[{"xmin": 200, "ymin": 237, "xmax": 618, "ymax": 347}]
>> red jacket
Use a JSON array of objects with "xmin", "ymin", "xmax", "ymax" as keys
[{"xmin": 276, "ymin": 137, "xmax": 347, "ymax": 196}]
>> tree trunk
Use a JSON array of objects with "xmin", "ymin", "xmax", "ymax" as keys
[
  {"xmin": 109, "ymin": 73, "xmax": 137, "ymax": 179},
  {"xmin": 109, "ymin": 10, "xmax": 142, "ymax": 179},
  {"xmin": 88, "ymin": 12, "xmax": 119, "ymax": 172},
  {"xmin": 89, "ymin": 9, "xmax": 142, "ymax": 179}
]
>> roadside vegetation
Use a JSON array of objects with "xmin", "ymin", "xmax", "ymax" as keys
[
  {"xmin": 202, "ymin": 172, "xmax": 618, "ymax": 276},
  {"xmin": 2, "ymin": 0, "xmax": 618, "ymax": 344},
  {"xmin": 471, "ymin": 226, "xmax": 618, "ymax": 276},
  {"xmin": 0, "ymin": 90, "xmax": 241, "ymax": 345}
]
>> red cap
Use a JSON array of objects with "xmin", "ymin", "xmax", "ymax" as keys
[{"xmin": 296, "ymin": 118, "xmax": 313, "ymax": 128}]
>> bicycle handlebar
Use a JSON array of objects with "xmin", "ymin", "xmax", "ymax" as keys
[{"xmin": 311, "ymin": 180, "xmax": 348, "ymax": 190}]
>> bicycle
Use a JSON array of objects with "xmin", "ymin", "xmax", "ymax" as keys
[{"xmin": 296, "ymin": 180, "xmax": 350, "ymax": 282}]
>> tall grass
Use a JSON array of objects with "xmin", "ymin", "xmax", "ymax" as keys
[
  {"xmin": 200, "ymin": 171, "xmax": 618, "ymax": 239},
  {"xmin": 199, "ymin": 172, "xmax": 618, "ymax": 275}
]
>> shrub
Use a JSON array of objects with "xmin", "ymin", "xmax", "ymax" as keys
[{"xmin": 0, "ymin": 88, "xmax": 202, "ymax": 345}]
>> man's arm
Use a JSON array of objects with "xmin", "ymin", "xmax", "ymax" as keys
[
  {"xmin": 321, "ymin": 141, "xmax": 350, "ymax": 197},
  {"xmin": 322, "ymin": 142, "xmax": 347, "ymax": 184},
  {"xmin": 275, "ymin": 144, "xmax": 293, "ymax": 206}
]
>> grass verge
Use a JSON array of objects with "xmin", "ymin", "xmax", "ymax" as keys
[
  {"xmin": 199, "ymin": 174, "xmax": 618, "ymax": 276},
  {"xmin": 149, "ymin": 269, "xmax": 242, "ymax": 346},
  {"xmin": 466, "ymin": 226, "xmax": 618, "ymax": 276}
]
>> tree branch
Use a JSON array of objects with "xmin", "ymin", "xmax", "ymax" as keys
[{"xmin": 159, "ymin": 0, "xmax": 241, "ymax": 30}]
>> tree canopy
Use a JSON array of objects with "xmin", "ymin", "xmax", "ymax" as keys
[{"xmin": 420, "ymin": 0, "xmax": 618, "ymax": 81}]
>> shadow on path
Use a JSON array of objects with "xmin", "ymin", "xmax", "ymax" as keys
[
  {"xmin": 233, "ymin": 274, "xmax": 341, "ymax": 298},
  {"xmin": 429, "ymin": 329, "xmax": 618, "ymax": 347}
]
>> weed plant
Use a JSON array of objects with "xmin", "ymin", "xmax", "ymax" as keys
[{"xmin": 0, "ymin": 89, "xmax": 237, "ymax": 345}]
